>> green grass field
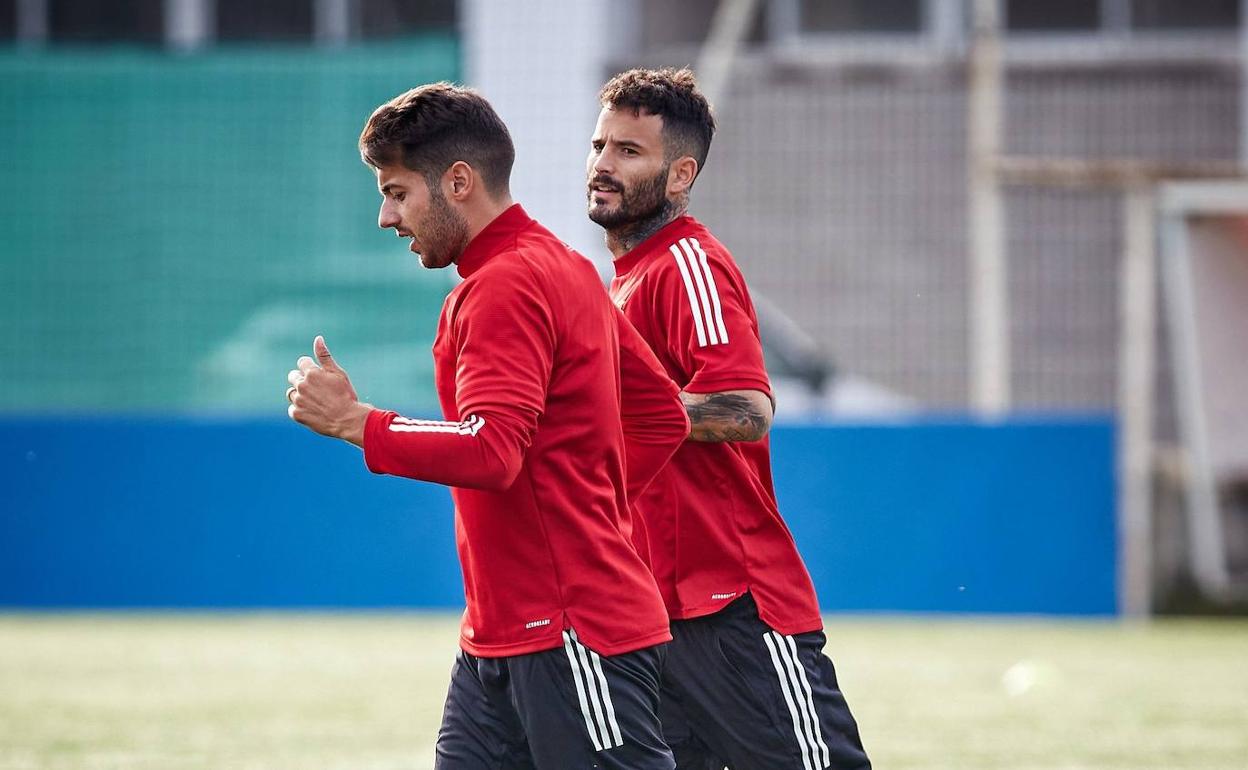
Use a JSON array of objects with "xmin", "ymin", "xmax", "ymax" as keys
[{"xmin": 2, "ymin": 614, "xmax": 1245, "ymax": 769}]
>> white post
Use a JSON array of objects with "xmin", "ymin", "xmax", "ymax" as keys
[
  {"xmin": 315, "ymin": 0, "xmax": 353, "ymax": 47},
  {"xmin": 1118, "ymin": 182, "xmax": 1157, "ymax": 617},
  {"xmin": 765, "ymin": 0, "xmax": 799, "ymax": 46},
  {"xmin": 462, "ymin": 0, "xmax": 620, "ymax": 264},
  {"xmin": 1158, "ymin": 187, "xmax": 1232, "ymax": 600},
  {"xmin": 1241, "ymin": 0, "xmax": 1248, "ymax": 164},
  {"xmin": 16, "ymin": 0, "xmax": 48, "ymax": 45},
  {"xmin": 928, "ymin": 0, "xmax": 966, "ymax": 55},
  {"xmin": 696, "ymin": 0, "xmax": 760, "ymax": 113},
  {"xmin": 1102, "ymin": 0, "xmax": 1132, "ymax": 36},
  {"xmin": 968, "ymin": 0, "xmax": 1009, "ymax": 415},
  {"xmin": 165, "ymin": 0, "xmax": 213, "ymax": 52}
]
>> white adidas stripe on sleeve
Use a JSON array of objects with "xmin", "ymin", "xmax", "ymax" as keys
[
  {"xmin": 388, "ymin": 414, "xmax": 485, "ymax": 436},
  {"xmin": 690, "ymin": 238, "xmax": 730, "ymax": 344},
  {"xmin": 670, "ymin": 238, "xmax": 729, "ymax": 348},
  {"xmin": 678, "ymin": 239, "xmax": 720, "ymax": 346},
  {"xmin": 670, "ymin": 243, "xmax": 709, "ymax": 347}
]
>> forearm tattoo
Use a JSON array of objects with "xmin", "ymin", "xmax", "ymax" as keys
[{"xmin": 683, "ymin": 392, "xmax": 770, "ymax": 443}]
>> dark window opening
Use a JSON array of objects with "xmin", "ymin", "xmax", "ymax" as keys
[
  {"xmin": 801, "ymin": 0, "xmax": 922, "ymax": 33},
  {"xmin": 1007, "ymin": 0, "xmax": 1100, "ymax": 32},
  {"xmin": 217, "ymin": 0, "xmax": 313, "ymax": 42},
  {"xmin": 1132, "ymin": 0, "xmax": 1239, "ymax": 30},
  {"xmin": 1, "ymin": 0, "xmax": 16, "ymax": 39},
  {"xmin": 49, "ymin": 0, "xmax": 164, "ymax": 43},
  {"xmin": 359, "ymin": 0, "xmax": 456, "ymax": 39}
]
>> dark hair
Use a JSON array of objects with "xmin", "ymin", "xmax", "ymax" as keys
[
  {"xmin": 359, "ymin": 82, "xmax": 515, "ymax": 197},
  {"xmin": 598, "ymin": 67, "xmax": 716, "ymax": 177}
]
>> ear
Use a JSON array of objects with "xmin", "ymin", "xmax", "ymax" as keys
[
  {"xmin": 445, "ymin": 160, "xmax": 475, "ymax": 202},
  {"xmin": 667, "ymin": 156, "xmax": 699, "ymax": 196}
]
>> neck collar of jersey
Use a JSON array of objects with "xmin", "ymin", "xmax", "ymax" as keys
[
  {"xmin": 456, "ymin": 203, "xmax": 532, "ymax": 279},
  {"xmin": 611, "ymin": 215, "xmax": 697, "ymax": 276}
]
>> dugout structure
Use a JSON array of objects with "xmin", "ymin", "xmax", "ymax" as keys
[
  {"xmin": 966, "ymin": 0, "xmax": 1247, "ymax": 615},
  {"xmin": 1158, "ymin": 181, "xmax": 1248, "ymax": 603},
  {"xmin": 990, "ymin": 160, "xmax": 1244, "ymax": 617}
]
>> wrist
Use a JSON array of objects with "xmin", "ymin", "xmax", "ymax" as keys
[{"xmin": 339, "ymin": 402, "xmax": 373, "ymax": 448}]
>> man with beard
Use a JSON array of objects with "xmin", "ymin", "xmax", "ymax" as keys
[
  {"xmin": 587, "ymin": 68, "xmax": 871, "ymax": 770},
  {"xmin": 285, "ymin": 82, "xmax": 689, "ymax": 769}
]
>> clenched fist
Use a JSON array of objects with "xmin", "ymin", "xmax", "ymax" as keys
[{"xmin": 286, "ymin": 336, "xmax": 372, "ymax": 447}]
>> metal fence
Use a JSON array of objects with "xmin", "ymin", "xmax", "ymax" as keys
[{"xmin": 692, "ymin": 46, "xmax": 1239, "ymax": 412}]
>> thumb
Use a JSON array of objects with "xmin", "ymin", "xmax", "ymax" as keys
[{"xmin": 313, "ymin": 335, "xmax": 341, "ymax": 372}]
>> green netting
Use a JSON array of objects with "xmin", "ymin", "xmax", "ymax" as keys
[{"xmin": 0, "ymin": 38, "xmax": 460, "ymax": 414}]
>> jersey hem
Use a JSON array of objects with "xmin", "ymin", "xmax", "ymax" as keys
[
  {"xmin": 754, "ymin": 611, "xmax": 825, "ymax": 637},
  {"xmin": 665, "ymin": 590, "xmax": 749, "ymax": 621},
  {"xmin": 668, "ymin": 599, "xmax": 824, "ymax": 638},
  {"xmin": 459, "ymin": 626, "xmax": 672, "ymax": 659},
  {"xmin": 572, "ymin": 627, "xmax": 674, "ymax": 657}
]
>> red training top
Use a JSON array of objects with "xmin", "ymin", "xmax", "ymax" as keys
[
  {"xmin": 364, "ymin": 204, "xmax": 686, "ymax": 658},
  {"xmin": 610, "ymin": 215, "xmax": 823, "ymax": 636}
]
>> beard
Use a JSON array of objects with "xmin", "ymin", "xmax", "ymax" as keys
[
  {"xmin": 587, "ymin": 164, "xmax": 671, "ymax": 231},
  {"xmin": 416, "ymin": 184, "xmax": 471, "ymax": 270}
]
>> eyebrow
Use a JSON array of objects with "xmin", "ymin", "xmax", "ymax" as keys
[
  {"xmin": 380, "ymin": 183, "xmax": 406, "ymax": 195},
  {"xmin": 596, "ymin": 137, "xmax": 645, "ymax": 151}
]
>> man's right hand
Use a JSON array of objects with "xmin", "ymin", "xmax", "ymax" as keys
[{"xmin": 286, "ymin": 336, "xmax": 371, "ymax": 448}]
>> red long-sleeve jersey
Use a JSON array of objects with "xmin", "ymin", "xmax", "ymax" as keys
[
  {"xmin": 363, "ymin": 204, "xmax": 686, "ymax": 658},
  {"xmin": 610, "ymin": 215, "xmax": 824, "ymax": 637}
]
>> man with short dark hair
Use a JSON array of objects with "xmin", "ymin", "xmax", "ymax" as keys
[
  {"xmin": 587, "ymin": 68, "xmax": 871, "ymax": 770},
  {"xmin": 286, "ymin": 82, "xmax": 687, "ymax": 769}
]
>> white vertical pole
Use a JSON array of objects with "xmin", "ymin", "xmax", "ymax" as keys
[
  {"xmin": 462, "ymin": 0, "xmax": 615, "ymax": 263},
  {"xmin": 1103, "ymin": 0, "xmax": 1132, "ymax": 36},
  {"xmin": 928, "ymin": 0, "xmax": 966, "ymax": 55},
  {"xmin": 315, "ymin": 0, "xmax": 353, "ymax": 47},
  {"xmin": 1118, "ymin": 182, "xmax": 1157, "ymax": 617},
  {"xmin": 696, "ymin": 0, "xmax": 760, "ymax": 113},
  {"xmin": 765, "ymin": 0, "xmax": 800, "ymax": 46},
  {"xmin": 165, "ymin": 0, "xmax": 213, "ymax": 52},
  {"xmin": 1241, "ymin": 0, "xmax": 1248, "ymax": 164},
  {"xmin": 605, "ymin": 0, "xmax": 643, "ymax": 61},
  {"xmin": 16, "ymin": 0, "xmax": 48, "ymax": 45},
  {"xmin": 968, "ymin": 0, "xmax": 1009, "ymax": 415}
]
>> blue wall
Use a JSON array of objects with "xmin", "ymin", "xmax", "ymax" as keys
[
  {"xmin": 771, "ymin": 420, "xmax": 1117, "ymax": 614},
  {"xmin": 0, "ymin": 417, "xmax": 1116, "ymax": 615}
]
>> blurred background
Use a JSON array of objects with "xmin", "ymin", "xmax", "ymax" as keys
[{"xmin": 3, "ymin": 2, "xmax": 1248, "ymax": 768}]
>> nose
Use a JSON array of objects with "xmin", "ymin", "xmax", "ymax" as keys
[
  {"xmin": 590, "ymin": 149, "xmax": 612, "ymax": 177},
  {"xmin": 378, "ymin": 199, "xmax": 400, "ymax": 230}
]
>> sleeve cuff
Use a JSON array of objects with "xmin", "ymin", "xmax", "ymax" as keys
[
  {"xmin": 683, "ymin": 375, "xmax": 773, "ymax": 398},
  {"xmin": 362, "ymin": 408, "xmax": 395, "ymax": 475}
]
